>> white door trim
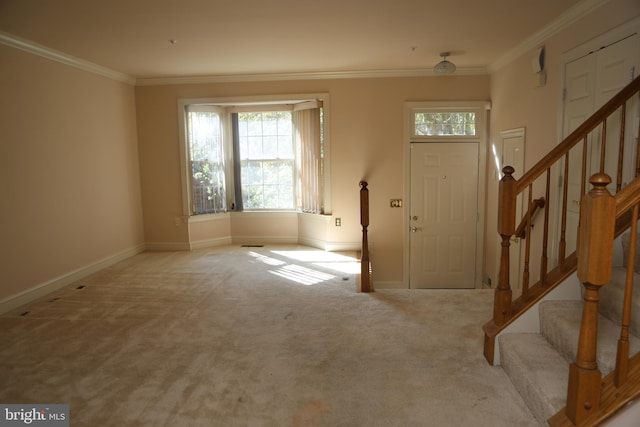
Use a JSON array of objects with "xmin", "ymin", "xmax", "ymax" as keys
[
  {"xmin": 498, "ymin": 127, "xmax": 526, "ymax": 291},
  {"xmin": 403, "ymin": 101, "xmax": 490, "ymax": 289}
]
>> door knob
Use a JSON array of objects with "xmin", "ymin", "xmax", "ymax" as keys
[{"xmin": 410, "ymin": 226, "xmax": 421, "ymax": 233}]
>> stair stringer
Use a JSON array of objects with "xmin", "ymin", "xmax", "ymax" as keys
[{"xmin": 492, "ymin": 272, "xmax": 582, "ymax": 366}]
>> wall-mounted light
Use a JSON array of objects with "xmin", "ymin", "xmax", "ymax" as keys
[
  {"xmin": 532, "ymin": 46, "xmax": 546, "ymax": 87},
  {"xmin": 434, "ymin": 52, "xmax": 456, "ymax": 75}
]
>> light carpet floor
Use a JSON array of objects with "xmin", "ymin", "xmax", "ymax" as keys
[{"xmin": 0, "ymin": 245, "xmax": 542, "ymax": 426}]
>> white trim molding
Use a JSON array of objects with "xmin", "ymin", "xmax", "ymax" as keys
[
  {"xmin": 0, "ymin": 31, "xmax": 136, "ymax": 85},
  {"xmin": 489, "ymin": 0, "xmax": 614, "ymax": 72},
  {"xmin": 136, "ymin": 67, "xmax": 488, "ymax": 86},
  {"xmin": 0, "ymin": 244, "xmax": 145, "ymax": 315}
]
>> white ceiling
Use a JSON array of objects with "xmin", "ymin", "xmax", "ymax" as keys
[{"xmin": 0, "ymin": 0, "xmax": 599, "ymax": 80}]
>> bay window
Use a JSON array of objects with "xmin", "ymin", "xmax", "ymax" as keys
[{"xmin": 179, "ymin": 95, "xmax": 328, "ymax": 218}]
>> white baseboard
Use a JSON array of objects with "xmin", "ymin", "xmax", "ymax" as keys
[
  {"xmin": 189, "ymin": 237, "xmax": 233, "ymax": 250},
  {"xmin": 373, "ymin": 281, "xmax": 406, "ymax": 289},
  {"xmin": 0, "ymin": 244, "xmax": 146, "ymax": 315},
  {"xmin": 323, "ymin": 241, "xmax": 361, "ymax": 252},
  {"xmin": 297, "ymin": 237, "xmax": 360, "ymax": 252},
  {"xmin": 145, "ymin": 242, "xmax": 192, "ymax": 251},
  {"xmin": 232, "ymin": 236, "xmax": 299, "ymax": 246},
  {"xmin": 0, "ymin": 237, "xmax": 363, "ymax": 315}
]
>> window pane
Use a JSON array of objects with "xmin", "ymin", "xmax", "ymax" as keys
[
  {"xmin": 278, "ymin": 135, "xmax": 293, "ymax": 158},
  {"xmin": 263, "ymin": 136, "xmax": 278, "ymax": 158},
  {"xmin": 414, "ymin": 112, "xmax": 476, "ymax": 136},
  {"xmin": 247, "ymin": 136, "xmax": 263, "ymax": 159},
  {"xmin": 238, "ymin": 111, "xmax": 294, "ymax": 209},
  {"xmin": 242, "ymin": 161, "xmax": 262, "ymax": 185},
  {"xmin": 187, "ymin": 111, "xmax": 226, "ymax": 214}
]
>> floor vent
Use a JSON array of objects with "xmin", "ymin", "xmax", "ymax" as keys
[{"xmin": 241, "ymin": 244, "xmax": 264, "ymax": 247}]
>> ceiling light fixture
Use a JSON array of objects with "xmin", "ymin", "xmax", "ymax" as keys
[{"xmin": 434, "ymin": 52, "xmax": 456, "ymax": 75}]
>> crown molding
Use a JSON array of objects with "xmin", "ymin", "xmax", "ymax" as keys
[
  {"xmin": 135, "ymin": 66, "xmax": 488, "ymax": 86},
  {"xmin": 0, "ymin": 29, "xmax": 488, "ymax": 86},
  {"xmin": 0, "ymin": 31, "xmax": 136, "ymax": 85},
  {"xmin": 0, "ymin": 0, "xmax": 615, "ymax": 85},
  {"xmin": 489, "ymin": 0, "xmax": 613, "ymax": 72}
]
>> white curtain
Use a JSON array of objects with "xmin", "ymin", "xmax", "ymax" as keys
[{"xmin": 294, "ymin": 102, "xmax": 322, "ymax": 214}]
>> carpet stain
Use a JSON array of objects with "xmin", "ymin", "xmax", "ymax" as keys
[{"xmin": 291, "ymin": 400, "xmax": 330, "ymax": 427}]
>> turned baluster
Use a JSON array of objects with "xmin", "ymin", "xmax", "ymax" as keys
[
  {"xmin": 359, "ymin": 181, "xmax": 372, "ymax": 293},
  {"xmin": 559, "ymin": 152, "xmax": 570, "ymax": 267},
  {"xmin": 566, "ymin": 173, "xmax": 615, "ymax": 425},
  {"xmin": 615, "ymin": 103, "xmax": 626, "ymax": 193},
  {"xmin": 494, "ymin": 166, "xmax": 516, "ymax": 325},
  {"xmin": 615, "ymin": 202, "xmax": 638, "ymax": 387},
  {"xmin": 540, "ymin": 168, "xmax": 550, "ymax": 284}
]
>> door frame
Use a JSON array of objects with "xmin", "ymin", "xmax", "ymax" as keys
[
  {"xmin": 498, "ymin": 127, "xmax": 526, "ymax": 291},
  {"xmin": 403, "ymin": 101, "xmax": 490, "ymax": 289}
]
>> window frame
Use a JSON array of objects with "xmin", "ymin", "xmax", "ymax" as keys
[
  {"xmin": 177, "ymin": 93, "xmax": 331, "ymax": 221},
  {"xmin": 410, "ymin": 107, "xmax": 480, "ymax": 141},
  {"xmin": 236, "ymin": 110, "xmax": 296, "ymax": 211},
  {"xmin": 185, "ymin": 105, "xmax": 228, "ymax": 215},
  {"xmin": 412, "ymin": 110, "xmax": 478, "ymax": 138}
]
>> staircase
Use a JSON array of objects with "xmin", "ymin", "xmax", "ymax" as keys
[
  {"xmin": 485, "ymin": 76, "xmax": 640, "ymax": 426},
  {"xmin": 499, "ymin": 263, "xmax": 640, "ymax": 424}
]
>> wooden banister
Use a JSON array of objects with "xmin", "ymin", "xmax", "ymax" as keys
[
  {"xmin": 358, "ymin": 181, "xmax": 372, "ymax": 292},
  {"xmin": 566, "ymin": 174, "xmax": 615, "ymax": 425},
  {"xmin": 550, "ymin": 173, "xmax": 640, "ymax": 426},
  {"xmin": 514, "ymin": 197, "xmax": 545, "ymax": 239},
  {"xmin": 515, "ymin": 76, "xmax": 640, "ymax": 194},
  {"xmin": 614, "ymin": 203, "xmax": 637, "ymax": 388},
  {"xmin": 484, "ymin": 76, "xmax": 640, "ymax": 367}
]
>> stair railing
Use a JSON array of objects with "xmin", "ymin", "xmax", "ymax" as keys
[
  {"xmin": 359, "ymin": 181, "xmax": 373, "ymax": 292},
  {"xmin": 515, "ymin": 196, "xmax": 546, "ymax": 301},
  {"xmin": 548, "ymin": 174, "xmax": 640, "ymax": 426},
  {"xmin": 484, "ymin": 76, "xmax": 640, "ymax": 365}
]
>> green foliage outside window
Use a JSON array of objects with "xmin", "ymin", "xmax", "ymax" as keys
[
  {"xmin": 188, "ymin": 111, "xmax": 226, "ymax": 214},
  {"xmin": 238, "ymin": 112, "xmax": 294, "ymax": 209},
  {"xmin": 414, "ymin": 112, "xmax": 476, "ymax": 136}
]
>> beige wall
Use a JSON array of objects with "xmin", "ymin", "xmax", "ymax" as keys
[
  {"xmin": 135, "ymin": 76, "xmax": 490, "ymax": 285},
  {"xmin": 0, "ymin": 44, "xmax": 144, "ymax": 303},
  {"xmin": 5, "ymin": 0, "xmax": 637, "ymax": 304},
  {"xmin": 485, "ymin": 0, "xmax": 640, "ymax": 287}
]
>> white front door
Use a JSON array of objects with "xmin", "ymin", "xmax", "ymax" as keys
[
  {"xmin": 409, "ymin": 142, "xmax": 479, "ymax": 289},
  {"xmin": 561, "ymin": 34, "xmax": 638, "ymax": 255}
]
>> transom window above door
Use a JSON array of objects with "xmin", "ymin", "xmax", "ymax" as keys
[{"xmin": 412, "ymin": 111, "xmax": 477, "ymax": 138}]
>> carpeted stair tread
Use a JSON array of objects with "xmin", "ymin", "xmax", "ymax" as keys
[
  {"xmin": 499, "ymin": 333, "xmax": 569, "ymax": 424},
  {"xmin": 599, "ymin": 267, "xmax": 640, "ymax": 338},
  {"xmin": 539, "ymin": 300, "xmax": 640, "ymax": 376}
]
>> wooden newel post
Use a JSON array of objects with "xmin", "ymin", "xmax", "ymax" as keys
[
  {"xmin": 359, "ymin": 181, "xmax": 373, "ymax": 292},
  {"xmin": 566, "ymin": 173, "xmax": 615, "ymax": 425},
  {"xmin": 494, "ymin": 166, "xmax": 517, "ymax": 325}
]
